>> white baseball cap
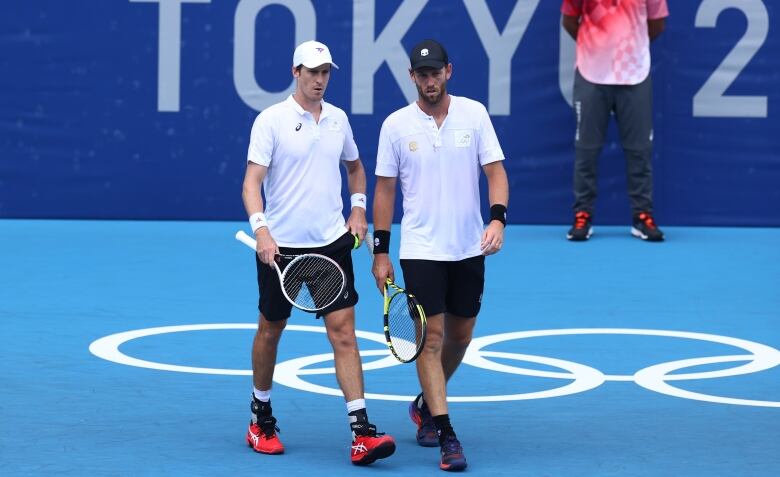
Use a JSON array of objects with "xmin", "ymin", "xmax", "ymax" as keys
[{"xmin": 292, "ymin": 40, "xmax": 339, "ymax": 69}]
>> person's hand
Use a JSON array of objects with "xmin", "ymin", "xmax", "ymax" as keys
[
  {"xmin": 255, "ymin": 228, "xmax": 279, "ymax": 265},
  {"xmin": 371, "ymin": 254, "xmax": 394, "ymax": 294},
  {"xmin": 481, "ymin": 221, "xmax": 505, "ymax": 256},
  {"xmin": 346, "ymin": 207, "xmax": 368, "ymax": 245}
]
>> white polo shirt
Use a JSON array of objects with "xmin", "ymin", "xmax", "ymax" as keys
[
  {"xmin": 247, "ymin": 95, "xmax": 359, "ymax": 247},
  {"xmin": 376, "ymin": 95, "xmax": 505, "ymax": 261}
]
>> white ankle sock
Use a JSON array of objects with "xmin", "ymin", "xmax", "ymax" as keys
[
  {"xmin": 346, "ymin": 398, "xmax": 366, "ymax": 414},
  {"xmin": 253, "ymin": 387, "xmax": 271, "ymax": 402}
]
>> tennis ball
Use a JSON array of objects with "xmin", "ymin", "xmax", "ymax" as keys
[{"xmin": 353, "ymin": 234, "xmax": 361, "ymax": 249}]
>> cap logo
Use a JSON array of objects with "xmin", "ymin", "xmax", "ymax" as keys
[{"xmin": 420, "ymin": 48, "xmax": 429, "ymax": 57}]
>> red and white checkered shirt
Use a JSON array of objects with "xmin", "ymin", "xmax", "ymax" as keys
[{"xmin": 561, "ymin": 0, "xmax": 669, "ymax": 85}]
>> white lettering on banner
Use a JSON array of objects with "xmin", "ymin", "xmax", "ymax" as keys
[
  {"xmin": 129, "ymin": 0, "xmax": 212, "ymax": 112},
  {"xmin": 351, "ymin": 0, "xmax": 427, "ymax": 114},
  {"xmin": 463, "ymin": 0, "xmax": 540, "ymax": 115},
  {"xmin": 130, "ymin": 1, "xmax": 773, "ymax": 118},
  {"xmin": 234, "ymin": 0, "xmax": 316, "ymax": 111},
  {"xmin": 694, "ymin": 0, "xmax": 769, "ymax": 118}
]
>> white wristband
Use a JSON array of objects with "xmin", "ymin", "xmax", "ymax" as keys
[
  {"xmin": 350, "ymin": 193, "xmax": 367, "ymax": 210},
  {"xmin": 249, "ymin": 212, "xmax": 267, "ymax": 233}
]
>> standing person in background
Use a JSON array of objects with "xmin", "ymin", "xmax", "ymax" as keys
[
  {"xmin": 562, "ymin": 0, "xmax": 669, "ymax": 242},
  {"xmin": 241, "ymin": 40, "xmax": 395, "ymax": 466},
  {"xmin": 371, "ymin": 39, "xmax": 509, "ymax": 472}
]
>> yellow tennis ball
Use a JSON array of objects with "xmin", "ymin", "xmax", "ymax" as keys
[{"xmin": 353, "ymin": 234, "xmax": 361, "ymax": 249}]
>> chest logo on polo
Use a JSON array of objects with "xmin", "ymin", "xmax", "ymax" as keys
[
  {"xmin": 295, "ymin": 123, "xmax": 302, "ymax": 131},
  {"xmin": 455, "ymin": 131, "xmax": 472, "ymax": 148},
  {"xmin": 409, "ymin": 141, "xmax": 418, "ymax": 152},
  {"xmin": 329, "ymin": 119, "xmax": 341, "ymax": 131}
]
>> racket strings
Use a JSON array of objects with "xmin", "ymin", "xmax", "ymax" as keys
[
  {"xmin": 387, "ymin": 293, "xmax": 424, "ymax": 360},
  {"xmin": 282, "ymin": 256, "xmax": 344, "ymax": 310}
]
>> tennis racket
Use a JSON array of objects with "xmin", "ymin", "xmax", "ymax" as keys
[
  {"xmin": 235, "ymin": 230, "xmax": 346, "ymax": 312},
  {"xmin": 366, "ymin": 232, "xmax": 427, "ymax": 363}
]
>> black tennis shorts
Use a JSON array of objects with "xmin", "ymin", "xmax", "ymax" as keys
[
  {"xmin": 399, "ymin": 255, "xmax": 485, "ymax": 318},
  {"xmin": 256, "ymin": 232, "xmax": 358, "ymax": 321}
]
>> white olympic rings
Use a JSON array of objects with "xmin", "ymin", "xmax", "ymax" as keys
[{"xmin": 88, "ymin": 325, "xmax": 780, "ymax": 408}]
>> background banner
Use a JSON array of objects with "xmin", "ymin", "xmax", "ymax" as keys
[{"xmin": 1, "ymin": 0, "xmax": 778, "ymax": 225}]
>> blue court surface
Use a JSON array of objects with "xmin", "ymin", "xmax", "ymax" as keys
[{"xmin": 1, "ymin": 219, "xmax": 778, "ymax": 477}]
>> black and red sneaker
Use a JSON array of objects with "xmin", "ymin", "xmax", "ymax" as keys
[
  {"xmin": 631, "ymin": 212, "xmax": 664, "ymax": 242},
  {"xmin": 246, "ymin": 416, "xmax": 284, "ymax": 455},
  {"xmin": 350, "ymin": 422, "xmax": 396, "ymax": 465},
  {"xmin": 567, "ymin": 211, "xmax": 593, "ymax": 241},
  {"xmin": 409, "ymin": 397, "xmax": 438, "ymax": 447},
  {"xmin": 439, "ymin": 434, "xmax": 467, "ymax": 471}
]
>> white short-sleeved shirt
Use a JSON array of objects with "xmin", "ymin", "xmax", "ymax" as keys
[
  {"xmin": 561, "ymin": 0, "xmax": 669, "ymax": 85},
  {"xmin": 247, "ymin": 95, "xmax": 359, "ymax": 247},
  {"xmin": 376, "ymin": 95, "xmax": 504, "ymax": 261}
]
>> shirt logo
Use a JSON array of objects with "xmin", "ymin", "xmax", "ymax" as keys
[
  {"xmin": 329, "ymin": 119, "xmax": 341, "ymax": 131},
  {"xmin": 295, "ymin": 123, "xmax": 302, "ymax": 131},
  {"xmin": 455, "ymin": 131, "xmax": 472, "ymax": 147},
  {"xmin": 409, "ymin": 141, "xmax": 418, "ymax": 152},
  {"xmin": 420, "ymin": 48, "xmax": 429, "ymax": 57}
]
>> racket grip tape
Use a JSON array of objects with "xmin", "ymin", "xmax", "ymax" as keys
[{"xmin": 235, "ymin": 230, "xmax": 258, "ymax": 250}]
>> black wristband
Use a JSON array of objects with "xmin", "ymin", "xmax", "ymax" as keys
[
  {"xmin": 490, "ymin": 204, "xmax": 507, "ymax": 225},
  {"xmin": 373, "ymin": 229, "xmax": 390, "ymax": 254}
]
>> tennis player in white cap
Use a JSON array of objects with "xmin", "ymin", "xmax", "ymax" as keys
[{"xmin": 241, "ymin": 40, "xmax": 395, "ymax": 466}]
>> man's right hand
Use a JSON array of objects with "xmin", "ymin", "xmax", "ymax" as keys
[
  {"xmin": 255, "ymin": 228, "xmax": 279, "ymax": 265},
  {"xmin": 371, "ymin": 254, "xmax": 394, "ymax": 294}
]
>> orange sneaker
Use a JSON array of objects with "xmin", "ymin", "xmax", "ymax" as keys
[
  {"xmin": 350, "ymin": 423, "xmax": 395, "ymax": 465},
  {"xmin": 246, "ymin": 416, "xmax": 284, "ymax": 455}
]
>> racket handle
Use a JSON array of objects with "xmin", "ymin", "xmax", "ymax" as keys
[
  {"xmin": 235, "ymin": 230, "xmax": 257, "ymax": 250},
  {"xmin": 365, "ymin": 232, "xmax": 374, "ymax": 257}
]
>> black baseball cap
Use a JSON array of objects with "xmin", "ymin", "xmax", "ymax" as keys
[{"xmin": 409, "ymin": 39, "xmax": 449, "ymax": 70}]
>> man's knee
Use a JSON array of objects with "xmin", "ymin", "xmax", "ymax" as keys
[
  {"xmin": 257, "ymin": 316, "xmax": 286, "ymax": 339},
  {"xmin": 421, "ymin": 327, "xmax": 444, "ymax": 354},
  {"xmin": 445, "ymin": 316, "xmax": 475, "ymax": 347},
  {"xmin": 445, "ymin": 330, "xmax": 472, "ymax": 349},
  {"xmin": 325, "ymin": 320, "xmax": 357, "ymax": 350}
]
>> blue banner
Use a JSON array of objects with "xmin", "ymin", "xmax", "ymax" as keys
[{"xmin": 1, "ymin": 0, "xmax": 778, "ymax": 225}]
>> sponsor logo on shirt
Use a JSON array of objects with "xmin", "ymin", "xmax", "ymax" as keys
[
  {"xmin": 409, "ymin": 141, "xmax": 418, "ymax": 152},
  {"xmin": 329, "ymin": 119, "xmax": 341, "ymax": 131},
  {"xmin": 295, "ymin": 123, "xmax": 302, "ymax": 131},
  {"xmin": 455, "ymin": 131, "xmax": 472, "ymax": 147}
]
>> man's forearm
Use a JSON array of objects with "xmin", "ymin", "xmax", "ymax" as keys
[
  {"xmin": 345, "ymin": 160, "xmax": 367, "ymax": 195},
  {"xmin": 562, "ymin": 14, "xmax": 580, "ymax": 40},
  {"xmin": 372, "ymin": 178, "xmax": 396, "ymax": 231},
  {"xmin": 648, "ymin": 18, "xmax": 666, "ymax": 41}
]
